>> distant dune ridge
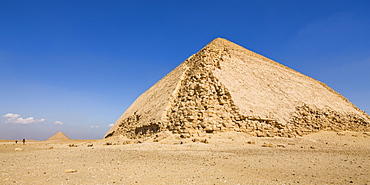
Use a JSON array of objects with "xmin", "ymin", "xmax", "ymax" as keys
[
  {"xmin": 47, "ymin": 132, "xmax": 70, "ymax": 141},
  {"xmin": 105, "ymin": 38, "xmax": 370, "ymax": 139}
]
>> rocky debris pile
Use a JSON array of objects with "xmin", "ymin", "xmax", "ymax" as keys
[{"xmin": 288, "ymin": 104, "xmax": 369, "ymax": 135}]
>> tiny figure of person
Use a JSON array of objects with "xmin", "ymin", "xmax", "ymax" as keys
[
  {"xmin": 22, "ymin": 139, "xmax": 25, "ymax": 145},
  {"xmin": 15, "ymin": 140, "xmax": 18, "ymax": 144}
]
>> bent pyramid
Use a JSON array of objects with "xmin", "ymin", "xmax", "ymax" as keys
[
  {"xmin": 47, "ymin": 131, "xmax": 70, "ymax": 141},
  {"xmin": 106, "ymin": 38, "xmax": 370, "ymax": 139}
]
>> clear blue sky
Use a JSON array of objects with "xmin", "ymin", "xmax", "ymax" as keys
[{"xmin": 1, "ymin": 0, "xmax": 369, "ymax": 140}]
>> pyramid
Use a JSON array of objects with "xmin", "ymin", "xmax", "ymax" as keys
[
  {"xmin": 105, "ymin": 38, "xmax": 370, "ymax": 139},
  {"xmin": 47, "ymin": 132, "xmax": 70, "ymax": 141}
]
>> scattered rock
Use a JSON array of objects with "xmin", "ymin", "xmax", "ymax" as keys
[
  {"xmin": 122, "ymin": 141, "xmax": 131, "ymax": 145},
  {"xmin": 277, "ymin": 144, "xmax": 286, "ymax": 148},
  {"xmin": 247, "ymin": 141, "xmax": 255, "ymax": 144},
  {"xmin": 262, "ymin": 143, "xmax": 273, "ymax": 147},
  {"xmin": 15, "ymin": 148, "xmax": 22, "ymax": 151},
  {"xmin": 68, "ymin": 144, "xmax": 77, "ymax": 147},
  {"xmin": 296, "ymin": 130, "xmax": 303, "ymax": 136},
  {"xmin": 87, "ymin": 144, "xmax": 93, "ymax": 147},
  {"xmin": 64, "ymin": 169, "xmax": 77, "ymax": 173},
  {"xmin": 256, "ymin": 132, "xmax": 266, "ymax": 137}
]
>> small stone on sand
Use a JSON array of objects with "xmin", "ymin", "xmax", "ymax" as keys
[{"xmin": 64, "ymin": 169, "xmax": 77, "ymax": 173}]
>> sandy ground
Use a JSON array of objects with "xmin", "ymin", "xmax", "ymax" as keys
[{"xmin": 1, "ymin": 131, "xmax": 369, "ymax": 185}]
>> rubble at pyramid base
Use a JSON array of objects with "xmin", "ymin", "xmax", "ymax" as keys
[{"xmin": 107, "ymin": 103, "xmax": 369, "ymax": 140}]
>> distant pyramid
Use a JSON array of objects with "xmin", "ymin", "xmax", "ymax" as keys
[
  {"xmin": 47, "ymin": 132, "xmax": 70, "ymax": 141},
  {"xmin": 105, "ymin": 38, "xmax": 370, "ymax": 139}
]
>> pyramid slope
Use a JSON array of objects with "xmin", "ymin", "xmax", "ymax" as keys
[
  {"xmin": 105, "ymin": 38, "xmax": 370, "ymax": 139},
  {"xmin": 210, "ymin": 38, "xmax": 367, "ymax": 122},
  {"xmin": 47, "ymin": 132, "xmax": 70, "ymax": 141},
  {"xmin": 106, "ymin": 62, "xmax": 187, "ymax": 138}
]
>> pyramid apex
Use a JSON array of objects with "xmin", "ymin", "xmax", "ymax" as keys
[
  {"xmin": 208, "ymin": 37, "xmax": 233, "ymax": 45},
  {"xmin": 205, "ymin": 37, "xmax": 245, "ymax": 51},
  {"xmin": 210, "ymin": 37, "xmax": 226, "ymax": 42}
]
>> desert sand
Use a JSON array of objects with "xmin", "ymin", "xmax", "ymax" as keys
[{"xmin": 1, "ymin": 131, "xmax": 369, "ymax": 185}]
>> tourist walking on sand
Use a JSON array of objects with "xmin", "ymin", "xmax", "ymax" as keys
[{"xmin": 22, "ymin": 139, "xmax": 25, "ymax": 145}]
